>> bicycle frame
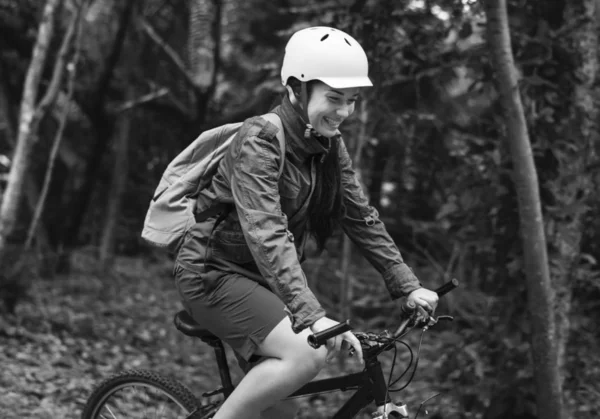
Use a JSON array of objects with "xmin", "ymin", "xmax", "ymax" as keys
[
  {"xmin": 205, "ymin": 338, "xmax": 403, "ymax": 419},
  {"xmin": 190, "ymin": 279, "xmax": 460, "ymax": 418},
  {"xmin": 288, "ymin": 356, "xmax": 396, "ymax": 419}
]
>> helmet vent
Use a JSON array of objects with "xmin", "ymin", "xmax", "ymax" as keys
[
  {"xmin": 320, "ymin": 34, "xmax": 329, "ymax": 41},
  {"xmin": 344, "ymin": 38, "xmax": 351, "ymax": 46}
]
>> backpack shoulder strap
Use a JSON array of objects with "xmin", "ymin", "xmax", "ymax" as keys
[{"xmin": 261, "ymin": 113, "xmax": 286, "ymax": 178}]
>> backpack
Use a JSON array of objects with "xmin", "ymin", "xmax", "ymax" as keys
[{"xmin": 141, "ymin": 113, "xmax": 285, "ymax": 253}]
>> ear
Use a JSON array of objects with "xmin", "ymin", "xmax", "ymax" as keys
[
  {"xmin": 285, "ymin": 84, "xmax": 295, "ymax": 97},
  {"xmin": 286, "ymin": 85, "xmax": 301, "ymax": 107}
]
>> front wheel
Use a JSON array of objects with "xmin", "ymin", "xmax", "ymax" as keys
[{"xmin": 81, "ymin": 369, "xmax": 221, "ymax": 419}]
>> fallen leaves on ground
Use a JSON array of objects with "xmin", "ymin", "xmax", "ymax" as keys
[{"xmin": 1, "ymin": 255, "xmax": 598, "ymax": 419}]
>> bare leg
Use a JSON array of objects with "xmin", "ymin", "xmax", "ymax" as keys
[
  {"xmin": 260, "ymin": 399, "xmax": 300, "ymax": 419},
  {"xmin": 212, "ymin": 317, "xmax": 326, "ymax": 419}
]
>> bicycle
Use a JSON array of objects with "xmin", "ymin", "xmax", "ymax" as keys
[{"xmin": 81, "ymin": 279, "xmax": 458, "ymax": 419}]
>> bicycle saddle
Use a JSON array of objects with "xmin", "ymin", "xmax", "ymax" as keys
[{"xmin": 174, "ymin": 310, "xmax": 219, "ymax": 342}]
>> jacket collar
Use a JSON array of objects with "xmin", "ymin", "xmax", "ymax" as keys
[{"xmin": 274, "ymin": 94, "xmax": 339, "ymax": 162}]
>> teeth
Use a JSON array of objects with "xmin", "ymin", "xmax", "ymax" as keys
[{"xmin": 324, "ymin": 117, "xmax": 341, "ymax": 127}]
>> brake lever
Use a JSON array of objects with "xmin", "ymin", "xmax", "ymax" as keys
[
  {"xmin": 422, "ymin": 314, "xmax": 454, "ymax": 330},
  {"xmin": 436, "ymin": 315, "xmax": 454, "ymax": 322},
  {"xmin": 411, "ymin": 305, "xmax": 454, "ymax": 330}
]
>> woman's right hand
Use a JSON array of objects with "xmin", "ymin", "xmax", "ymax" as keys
[
  {"xmin": 407, "ymin": 288, "xmax": 439, "ymax": 314},
  {"xmin": 310, "ymin": 317, "xmax": 363, "ymax": 364}
]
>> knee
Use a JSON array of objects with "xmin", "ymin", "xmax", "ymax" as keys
[{"xmin": 296, "ymin": 345, "xmax": 327, "ymax": 378}]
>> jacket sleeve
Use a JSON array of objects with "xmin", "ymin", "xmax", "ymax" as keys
[
  {"xmin": 229, "ymin": 124, "xmax": 326, "ymax": 333},
  {"xmin": 337, "ymin": 137, "xmax": 422, "ymax": 299}
]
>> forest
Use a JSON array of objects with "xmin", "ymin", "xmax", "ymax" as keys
[{"xmin": 0, "ymin": 0, "xmax": 598, "ymax": 418}]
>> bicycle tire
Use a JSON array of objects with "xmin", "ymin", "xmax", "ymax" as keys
[{"xmin": 81, "ymin": 369, "xmax": 220, "ymax": 419}]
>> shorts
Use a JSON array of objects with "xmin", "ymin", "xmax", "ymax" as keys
[{"xmin": 173, "ymin": 263, "xmax": 287, "ymax": 362}]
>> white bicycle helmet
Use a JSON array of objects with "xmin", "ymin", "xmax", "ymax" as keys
[{"xmin": 281, "ymin": 26, "xmax": 373, "ymax": 89}]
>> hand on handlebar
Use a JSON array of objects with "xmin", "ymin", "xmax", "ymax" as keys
[
  {"xmin": 306, "ymin": 280, "xmax": 459, "ymax": 358},
  {"xmin": 310, "ymin": 317, "xmax": 364, "ymax": 365},
  {"xmin": 407, "ymin": 288, "xmax": 439, "ymax": 314}
]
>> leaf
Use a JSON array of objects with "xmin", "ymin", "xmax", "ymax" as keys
[{"xmin": 436, "ymin": 200, "xmax": 459, "ymax": 220}]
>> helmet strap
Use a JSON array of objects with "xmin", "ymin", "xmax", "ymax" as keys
[
  {"xmin": 285, "ymin": 83, "xmax": 314, "ymax": 139},
  {"xmin": 299, "ymin": 82, "xmax": 313, "ymax": 139}
]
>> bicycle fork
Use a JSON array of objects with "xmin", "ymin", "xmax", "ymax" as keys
[{"xmin": 366, "ymin": 357, "xmax": 409, "ymax": 419}]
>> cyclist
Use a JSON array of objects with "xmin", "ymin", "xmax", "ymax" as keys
[{"xmin": 173, "ymin": 26, "xmax": 439, "ymax": 419}]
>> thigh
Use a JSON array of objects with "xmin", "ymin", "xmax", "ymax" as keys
[
  {"xmin": 174, "ymin": 265, "xmax": 287, "ymax": 362},
  {"xmin": 255, "ymin": 315, "xmax": 326, "ymax": 362},
  {"xmin": 261, "ymin": 399, "xmax": 300, "ymax": 419}
]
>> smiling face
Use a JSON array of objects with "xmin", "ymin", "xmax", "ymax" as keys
[{"xmin": 306, "ymin": 82, "xmax": 360, "ymax": 138}]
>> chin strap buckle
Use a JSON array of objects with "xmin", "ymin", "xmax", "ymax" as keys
[{"xmin": 304, "ymin": 123, "xmax": 313, "ymax": 139}]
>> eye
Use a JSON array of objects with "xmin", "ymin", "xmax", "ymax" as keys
[{"xmin": 327, "ymin": 96, "xmax": 341, "ymax": 103}]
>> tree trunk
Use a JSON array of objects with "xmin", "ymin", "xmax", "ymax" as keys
[
  {"xmin": 24, "ymin": 0, "xmax": 86, "ymax": 253},
  {"xmin": 56, "ymin": 0, "xmax": 135, "ymax": 273},
  {"xmin": 98, "ymin": 3, "xmax": 143, "ymax": 269},
  {"xmin": 98, "ymin": 89, "xmax": 132, "ymax": 268},
  {"xmin": 188, "ymin": 0, "xmax": 217, "ymax": 90},
  {"xmin": 0, "ymin": 0, "xmax": 62, "ymax": 264},
  {"xmin": 188, "ymin": 0, "xmax": 222, "ymax": 121},
  {"xmin": 0, "ymin": 68, "xmax": 51, "ymax": 253},
  {"xmin": 484, "ymin": 1, "xmax": 565, "ymax": 418}
]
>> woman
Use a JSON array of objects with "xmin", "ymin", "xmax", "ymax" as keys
[{"xmin": 174, "ymin": 26, "xmax": 439, "ymax": 419}]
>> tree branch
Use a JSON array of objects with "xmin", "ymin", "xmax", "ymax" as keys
[
  {"xmin": 34, "ymin": 0, "xmax": 81, "ymax": 125},
  {"xmin": 167, "ymin": 91, "xmax": 197, "ymax": 121},
  {"xmin": 551, "ymin": 15, "xmax": 593, "ymax": 38},
  {"xmin": 0, "ymin": 0, "xmax": 62, "ymax": 261},
  {"xmin": 24, "ymin": 0, "xmax": 87, "ymax": 252},
  {"xmin": 141, "ymin": 17, "xmax": 197, "ymax": 89},
  {"xmin": 110, "ymin": 87, "xmax": 169, "ymax": 113}
]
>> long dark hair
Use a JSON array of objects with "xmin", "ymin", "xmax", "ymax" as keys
[
  {"xmin": 287, "ymin": 78, "xmax": 346, "ymax": 251},
  {"xmin": 308, "ymin": 137, "xmax": 345, "ymax": 251}
]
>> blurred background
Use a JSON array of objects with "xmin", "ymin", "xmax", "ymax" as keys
[{"xmin": 0, "ymin": 0, "xmax": 598, "ymax": 418}]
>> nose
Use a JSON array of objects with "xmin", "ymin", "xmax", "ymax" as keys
[{"xmin": 336, "ymin": 104, "xmax": 350, "ymax": 118}]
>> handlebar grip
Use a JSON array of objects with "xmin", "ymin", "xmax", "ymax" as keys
[
  {"xmin": 394, "ymin": 279, "xmax": 458, "ymax": 338},
  {"xmin": 307, "ymin": 320, "xmax": 352, "ymax": 349},
  {"xmin": 400, "ymin": 300, "xmax": 417, "ymax": 315},
  {"xmin": 434, "ymin": 278, "xmax": 459, "ymax": 296}
]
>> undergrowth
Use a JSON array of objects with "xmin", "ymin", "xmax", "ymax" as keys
[{"xmin": 0, "ymin": 252, "xmax": 597, "ymax": 418}]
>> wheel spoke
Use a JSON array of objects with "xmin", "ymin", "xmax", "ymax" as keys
[
  {"xmin": 101, "ymin": 404, "xmax": 118, "ymax": 419},
  {"xmin": 82, "ymin": 371, "xmax": 213, "ymax": 419},
  {"xmin": 155, "ymin": 396, "xmax": 168, "ymax": 419},
  {"xmin": 91, "ymin": 382, "xmax": 192, "ymax": 418}
]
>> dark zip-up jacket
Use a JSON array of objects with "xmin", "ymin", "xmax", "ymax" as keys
[{"xmin": 176, "ymin": 95, "xmax": 421, "ymax": 333}]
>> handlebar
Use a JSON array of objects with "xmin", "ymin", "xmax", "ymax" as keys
[
  {"xmin": 307, "ymin": 319, "xmax": 352, "ymax": 349},
  {"xmin": 434, "ymin": 277, "xmax": 459, "ymax": 297},
  {"xmin": 307, "ymin": 278, "xmax": 459, "ymax": 348}
]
